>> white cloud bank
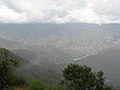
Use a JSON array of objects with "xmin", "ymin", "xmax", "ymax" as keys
[{"xmin": 0, "ymin": 0, "xmax": 120, "ymax": 24}]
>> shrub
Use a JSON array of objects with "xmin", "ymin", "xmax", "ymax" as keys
[
  {"xmin": 47, "ymin": 84, "xmax": 68, "ymax": 90},
  {"xmin": 27, "ymin": 80, "xmax": 44, "ymax": 90},
  {"xmin": 13, "ymin": 75, "xmax": 26, "ymax": 86}
]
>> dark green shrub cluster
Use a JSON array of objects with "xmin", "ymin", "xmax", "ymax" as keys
[{"xmin": 61, "ymin": 64, "xmax": 115, "ymax": 90}]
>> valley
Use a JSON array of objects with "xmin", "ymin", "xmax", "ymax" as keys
[{"xmin": 0, "ymin": 23, "xmax": 120, "ymax": 89}]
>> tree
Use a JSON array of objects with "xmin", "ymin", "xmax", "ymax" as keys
[
  {"xmin": 0, "ymin": 48, "xmax": 19, "ymax": 89},
  {"xmin": 62, "ymin": 63, "xmax": 115, "ymax": 90}
]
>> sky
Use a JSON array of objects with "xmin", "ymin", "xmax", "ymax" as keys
[{"xmin": 0, "ymin": 0, "xmax": 120, "ymax": 24}]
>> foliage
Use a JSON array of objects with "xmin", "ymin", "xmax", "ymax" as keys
[
  {"xmin": 47, "ymin": 84, "xmax": 68, "ymax": 90},
  {"xmin": 0, "ymin": 48, "xmax": 116, "ymax": 90},
  {"xmin": 27, "ymin": 80, "xmax": 44, "ymax": 90},
  {"xmin": 13, "ymin": 75, "xmax": 26, "ymax": 86},
  {"xmin": 61, "ymin": 63, "xmax": 115, "ymax": 90},
  {"xmin": 0, "ymin": 48, "xmax": 19, "ymax": 89}
]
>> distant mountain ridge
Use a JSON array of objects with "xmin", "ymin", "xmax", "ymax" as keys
[{"xmin": 0, "ymin": 23, "xmax": 120, "ymax": 58}]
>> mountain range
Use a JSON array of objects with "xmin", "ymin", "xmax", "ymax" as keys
[{"xmin": 0, "ymin": 23, "xmax": 120, "ymax": 89}]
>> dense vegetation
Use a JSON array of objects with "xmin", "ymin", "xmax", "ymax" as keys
[
  {"xmin": 61, "ymin": 64, "xmax": 115, "ymax": 90},
  {"xmin": 0, "ymin": 48, "xmax": 18, "ymax": 89},
  {"xmin": 0, "ymin": 48, "xmax": 115, "ymax": 90}
]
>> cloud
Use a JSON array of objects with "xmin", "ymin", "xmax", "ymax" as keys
[{"xmin": 0, "ymin": 0, "xmax": 120, "ymax": 24}]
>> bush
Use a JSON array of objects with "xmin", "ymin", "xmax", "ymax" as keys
[
  {"xmin": 13, "ymin": 75, "xmax": 26, "ymax": 86},
  {"xmin": 27, "ymin": 80, "xmax": 44, "ymax": 90},
  {"xmin": 47, "ymin": 84, "xmax": 68, "ymax": 90}
]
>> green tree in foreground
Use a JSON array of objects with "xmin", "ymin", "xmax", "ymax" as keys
[
  {"xmin": 0, "ymin": 49, "xmax": 19, "ymax": 89},
  {"xmin": 61, "ymin": 63, "xmax": 115, "ymax": 90}
]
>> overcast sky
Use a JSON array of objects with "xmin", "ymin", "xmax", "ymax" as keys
[{"xmin": 0, "ymin": 0, "xmax": 120, "ymax": 24}]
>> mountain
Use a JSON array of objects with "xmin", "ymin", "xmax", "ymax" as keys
[
  {"xmin": 0, "ymin": 23, "xmax": 120, "ymax": 88},
  {"xmin": 0, "ymin": 23, "xmax": 120, "ymax": 59},
  {"xmin": 0, "ymin": 37, "xmax": 28, "ymax": 49},
  {"xmin": 75, "ymin": 46, "xmax": 120, "ymax": 89},
  {"xmin": 0, "ymin": 38, "xmax": 62, "ymax": 84}
]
